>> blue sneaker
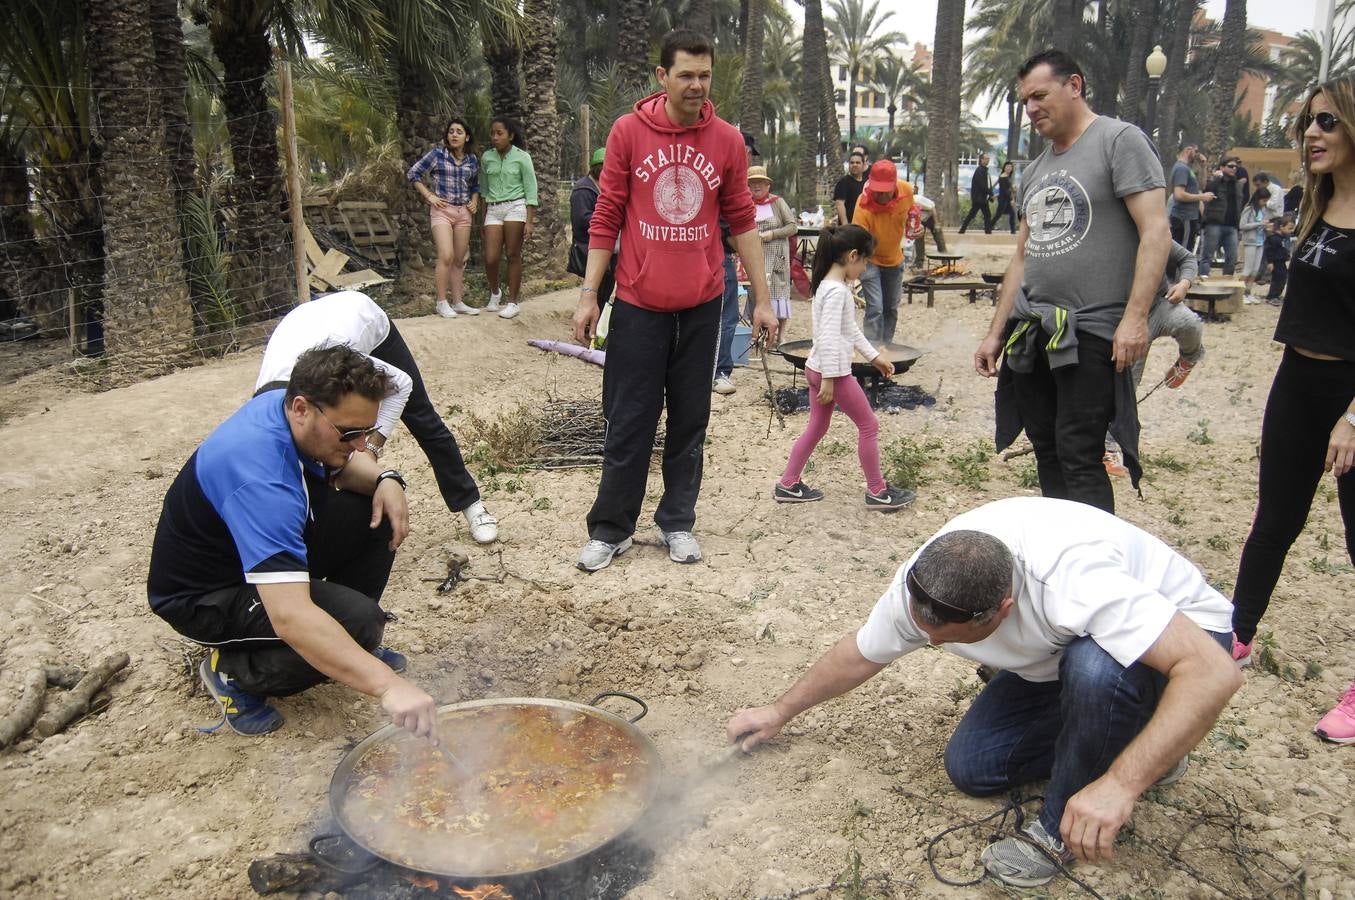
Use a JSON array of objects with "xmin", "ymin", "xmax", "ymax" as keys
[
  {"xmin": 373, "ymin": 646, "xmax": 407, "ymax": 672},
  {"xmin": 198, "ymin": 650, "xmax": 283, "ymax": 736}
]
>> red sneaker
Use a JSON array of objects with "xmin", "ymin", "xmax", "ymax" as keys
[
  {"xmin": 1231, "ymin": 635, "xmax": 1253, "ymax": 667},
  {"xmin": 1103, "ymin": 450, "xmax": 1129, "ymax": 477},
  {"xmin": 1164, "ymin": 357, "xmax": 1196, "ymax": 389}
]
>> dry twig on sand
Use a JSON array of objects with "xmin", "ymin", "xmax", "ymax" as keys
[
  {"xmin": 0, "ymin": 668, "xmax": 48, "ymax": 748},
  {"xmin": 33, "ymin": 652, "xmax": 130, "ymax": 738}
]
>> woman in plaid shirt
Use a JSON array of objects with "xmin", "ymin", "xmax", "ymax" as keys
[{"xmin": 407, "ymin": 117, "xmax": 481, "ymax": 318}]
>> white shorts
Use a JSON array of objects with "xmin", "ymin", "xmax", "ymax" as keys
[{"xmin": 484, "ymin": 198, "xmax": 528, "ymax": 226}]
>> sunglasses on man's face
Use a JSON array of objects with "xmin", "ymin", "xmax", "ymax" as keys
[
  {"xmin": 1302, "ymin": 111, "xmax": 1342, "ymax": 134},
  {"xmin": 313, "ymin": 403, "xmax": 378, "ymax": 443}
]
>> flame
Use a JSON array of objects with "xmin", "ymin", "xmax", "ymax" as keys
[
  {"xmin": 927, "ymin": 263, "xmax": 969, "ymax": 278},
  {"xmin": 452, "ymin": 886, "xmax": 514, "ymax": 900},
  {"xmin": 401, "ymin": 873, "xmax": 441, "ymax": 889}
]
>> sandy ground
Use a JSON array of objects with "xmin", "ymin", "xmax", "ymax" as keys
[{"xmin": 0, "ymin": 234, "xmax": 1352, "ymax": 899}]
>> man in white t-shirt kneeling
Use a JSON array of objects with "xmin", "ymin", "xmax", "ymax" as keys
[{"xmin": 726, "ymin": 497, "xmax": 1240, "ymax": 888}]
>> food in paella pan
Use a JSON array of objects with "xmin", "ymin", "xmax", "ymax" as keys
[{"xmin": 339, "ymin": 703, "xmax": 654, "ymax": 875}]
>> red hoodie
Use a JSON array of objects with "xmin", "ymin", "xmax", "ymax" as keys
[{"xmin": 588, "ymin": 91, "xmax": 756, "ymax": 311}]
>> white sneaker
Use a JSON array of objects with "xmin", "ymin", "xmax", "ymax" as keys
[
  {"xmin": 498, "ymin": 302, "xmax": 521, "ymax": 320},
  {"xmin": 576, "ymin": 537, "xmax": 632, "ymax": 572},
  {"xmin": 712, "ymin": 374, "xmax": 736, "ymax": 395},
  {"xmin": 450, "ymin": 301, "xmax": 480, "ymax": 316},
  {"xmin": 463, "ymin": 501, "xmax": 498, "ymax": 544},
  {"xmin": 659, "ymin": 529, "xmax": 702, "ymax": 564},
  {"xmin": 436, "ymin": 300, "xmax": 458, "ymax": 318},
  {"xmin": 1243, "ymin": 294, "xmax": 1262, "ymax": 305},
  {"xmin": 486, "ymin": 291, "xmax": 502, "ymax": 311}
]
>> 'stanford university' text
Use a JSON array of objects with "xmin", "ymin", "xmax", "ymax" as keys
[
  {"xmin": 639, "ymin": 220, "xmax": 711, "ymax": 242},
  {"xmin": 633, "ymin": 144, "xmax": 724, "ymax": 189}
]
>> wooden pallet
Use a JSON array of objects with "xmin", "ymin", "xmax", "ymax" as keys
[
  {"xmin": 330, "ymin": 201, "xmax": 397, "ymax": 268},
  {"xmin": 302, "ymin": 221, "xmax": 388, "ymax": 293}
]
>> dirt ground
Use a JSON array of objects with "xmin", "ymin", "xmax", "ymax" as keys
[{"xmin": 0, "ymin": 237, "xmax": 1352, "ymax": 899}]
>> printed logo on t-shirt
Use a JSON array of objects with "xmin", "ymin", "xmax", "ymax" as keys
[
  {"xmin": 654, "ymin": 165, "xmax": 704, "ymax": 225},
  {"xmin": 1297, "ymin": 227, "xmax": 1345, "ymax": 270},
  {"xmin": 1023, "ymin": 169, "xmax": 1093, "ymax": 258}
]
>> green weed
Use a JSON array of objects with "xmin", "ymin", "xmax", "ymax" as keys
[
  {"xmin": 1187, "ymin": 419, "xmax": 1214, "ymax": 445},
  {"xmin": 947, "ymin": 439, "xmax": 994, "ymax": 490},
  {"xmin": 1206, "ymin": 534, "xmax": 1231, "ymax": 552},
  {"xmin": 882, "ymin": 434, "xmax": 943, "ymax": 491},
  {"xmin": 1141, "ymin": 451, "xmax": 1190, "ymax": 473}
]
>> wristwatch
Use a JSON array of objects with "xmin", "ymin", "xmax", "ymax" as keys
[
  {"xmin": 376, "ymin": 470, "xmax": 406, "ymax": 491},
  {"xmin": 1343, "ymin": 411, "xmax": 1355, "ymax": 429},
  {"xmin": 365, "ymin": 441, "xmax": 384, "ymax": 460}
]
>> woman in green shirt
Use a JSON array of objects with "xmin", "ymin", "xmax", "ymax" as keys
[{"xmin": 481, "ymin": 116, "xmax": 539, "ymax": 320}]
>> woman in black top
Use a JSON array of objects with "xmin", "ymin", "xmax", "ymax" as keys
[
  {"xmin": 1231, "ymin": 76, "xmax": 1355, "ymax": 743},
  {"xmin": 993, "ymin": 161, "xmax": 1017, "ymax": 234}
]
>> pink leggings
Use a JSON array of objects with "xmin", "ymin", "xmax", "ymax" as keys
[{"xmin": 779, "ymin": 367, "xmax": 886, "ymax": 494}]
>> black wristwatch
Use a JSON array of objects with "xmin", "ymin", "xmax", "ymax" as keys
[{"xmin": 375, "ymin": 470, "xmax": 406, "ymax": 491}]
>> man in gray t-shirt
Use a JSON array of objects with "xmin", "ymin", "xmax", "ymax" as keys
[
  {"xmin": 1166, "ymin": 144, "xmax": 1212, "ymax": 252},
  {"xmin": 974, "ymin": 50, "xmax": 1171, "ymax": 515}
]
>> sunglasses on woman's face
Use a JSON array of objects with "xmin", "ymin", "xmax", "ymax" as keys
[{"xmin": 1302, "ymin": 111, "xmax": 1342, "ymax": 134}]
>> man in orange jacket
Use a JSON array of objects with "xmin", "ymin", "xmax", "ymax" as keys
[{"xmin": 852, "ymin": 160, "xmax": 915, "ymax": 344}]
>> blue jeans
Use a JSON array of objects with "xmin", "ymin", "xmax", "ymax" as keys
[
  {"xmin": 942, "ymin": 630, "xmax": 1231, "ymax": 837},
  {"xmin": 1199, "ymin": 224, "xmax": 1238, "ymax": 277},
  {"xmin": 859, "ymin": 262, "xmax": 902, "ymax": 344},
  {"xmin": 715, "ymin": 255, "xmax": 740, "ymax": 379}
]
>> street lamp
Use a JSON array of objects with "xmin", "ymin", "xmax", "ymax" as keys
[{"xmin": 1145, "ymin": 45, "xmax": 1167, "ymax": 136}]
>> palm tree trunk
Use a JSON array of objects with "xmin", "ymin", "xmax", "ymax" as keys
[
  {"xmin": 1053, "ymin": 0, "xmax": 1083, "ymax": 56},
  {"xmin": 1006, "ymin": 91, "xmax": 1022, "ymax": 161},
  {"xmin": 928, "ymin": 0, "xmax": 964, "ymax": 223},
  {"xmin": 1154, "ymin": 0, "xmax": 1199, "ymax": 166},
  {"xmin": 819, "ymin": 48, "xmax": 843, "ymax": 198},
  {"xmin": 485, "ymin": 30, "xmax": 526, "ymax": 121},
  {"xmin": 616, "ymin": 0, "xmax": 652, "ymax": 93},
  {"xmin": 522, "ymin": 0, "xmax": 563, "ymax": 272},
  {"xmin": 394, "ymin": 61, "xmax": 442, "ymax": 282},
  {"xmin": 848, "ymin": 71, "xmax": 857, "ymax": 140},
  {"xmin": 796, "ymin": 0, "xmax": 824, "ymax": 210},
  {"xmin": 689, "ymin": 0, "xmax": 713, "ymax": 34},
  {"xmin": 211, "ymin": 15, "xmax": 293, "ymax": 321},
  {"xmin": 1119, "ymin": 0, "xmax": 1155, "ymax": 127},
  {"xmin": 86, "ymin": 0, "xmax": 194, "ymax": 363},
  {"xmin": 739, "ymin": 0, "xmax": 765, "ymax": 140},
  {"xmin": 1205, "ymin": 0, "xmax": 1247, "ymax": 161}
]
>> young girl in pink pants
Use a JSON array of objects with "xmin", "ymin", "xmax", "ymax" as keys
[{"xmin": 774, "ymin": 224, "xmax": 916, "ymax": 511}]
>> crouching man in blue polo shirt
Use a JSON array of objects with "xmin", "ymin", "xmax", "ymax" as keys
[{"xmin": 147, "ymin": 345, "xmax": 436, "ymax": 738}]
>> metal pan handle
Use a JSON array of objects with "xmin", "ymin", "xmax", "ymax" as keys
[{"xmin": 589, "ymin": 691, "xmax": 647, "ymax": 723}]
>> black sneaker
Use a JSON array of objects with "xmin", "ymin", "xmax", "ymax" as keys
[
  {"xmin": 774, "ymin": 481, "xmax": 825, "ymax": 503},
  {"xmin": 865, "ymin": 485, "xmax": 916, "ymax": 511},
  {"xmin": 373, "ymin": 646, "xmax": 408, "ymax": 672}
]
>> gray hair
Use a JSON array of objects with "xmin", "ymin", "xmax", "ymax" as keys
[{"xmin": 910, "ymin": 530, "xmax": 1013, "ymax": 627}]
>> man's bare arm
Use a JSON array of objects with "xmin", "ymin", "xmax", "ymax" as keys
[
  {"xmin": 1111, "ymin": 188, "xmax": 1172, "ymax": 371},
  {"xmin": 257, "ymin": 582, "xmax": 438, "ymax": 738},
  {"xmin": 1059, "ymin": 613, "xmax": 1241, "ymax": 863},
  {"xmin": 726, "ymin": 633, "xmax": 886, "ymax": 750},
  {"xmin": 834, "ymin": 199, "xmax": 849, "ymax": 226}
]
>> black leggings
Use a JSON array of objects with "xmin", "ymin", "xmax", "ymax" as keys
[{"xmin": 1233, "ymin": 347, "xmax": 1355, "ymax": 643}]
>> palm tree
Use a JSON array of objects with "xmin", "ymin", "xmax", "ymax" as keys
[
  {"xmin": 872, "ymin": 52, "xmax": 925, "ymax": 140},
  {"xmin": 824, "ymin": 0, "xmax": 905, "ymax": 140},
  {"xmin": 0, "ymin": 134, "xmax": 55, "ymax": 327},
  {"xmin": 926, "ymin": 0, "xmax": 965, "ymax": 221},
  {"xmin": 796, "ymin": 0, "xmax": 826, "ymax": 210},
  {"xmin": 1204, "ymin": 0, "xmax": 1248, "ymax": 161},
  {"xmin": 1118, "ymin": 0, "xmax": 1157, "ymax": 127},
  {"xmin": 616, "ymin": 0, "xmax": 653, "ymax": 91},
  {"xmin": 760, "ymin": 13, "xmax": 800, "ymax": 137},
  {"xmin": 86, "ymin": 0, "xmax": 195, "ymax": 362},
  {"xmin": 521, "ymin": 0, "xmax": 562, "ymax": 270},
  {"xmin": 1271, "ymin": 13, "xmax": 1355, "ymax": 119},
  {"xmin": 964, "ymin": 0, "xmax": 1042, "ymax": 161},
  {"xmin": 1151, "ymin": 0, "xmax": 1200, "ymax": 163},
  {"xmin": 739, "ymin": 0, "xmax": 766, "ymax": 139}
]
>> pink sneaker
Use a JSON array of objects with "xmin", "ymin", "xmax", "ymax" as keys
[
  {"xmin": 1231, "ymin": 635, "xmax": 1253, "ymax": 667},
  {"xmin": 1315, "ymin": 680, "xmax": 1355, "ymax": 744}
]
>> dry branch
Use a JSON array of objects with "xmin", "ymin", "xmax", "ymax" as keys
[
  {"xmin": 33, "ymin": 652, "xmax": 129, "ymax": 738},
  {"xmin": 44, "ymin": 665, "xmax": 83, "ymax": 689},
  {"xmin": 0, "ymin": 668, "xmax": 48, "ymax": 748},
  {"xmin": 247, "ymin": 853, "xmax": 365, "ymax": 895}
]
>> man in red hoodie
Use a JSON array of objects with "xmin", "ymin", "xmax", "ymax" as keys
[{"xmin": 571, "ymin": 29, "xmax": 778, "ymax": 572}]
